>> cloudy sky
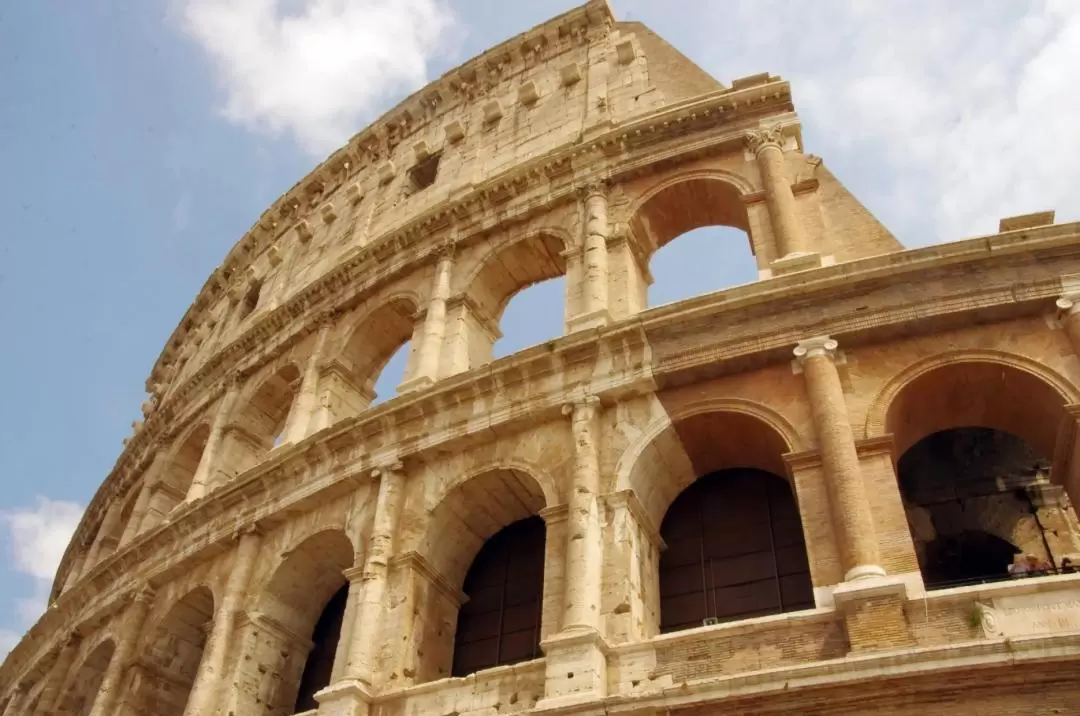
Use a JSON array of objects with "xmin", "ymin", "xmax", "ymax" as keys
[{"xmin": 0, "ymin": 0, "xmax": 1077, "ymax": 654}]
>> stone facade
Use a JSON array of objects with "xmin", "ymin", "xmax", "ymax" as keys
[{"xmin": 4, "ymin": 2, "xmax": 1080, "ymax": 714}]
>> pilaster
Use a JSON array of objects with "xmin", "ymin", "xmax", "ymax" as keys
[
  {"xmin": 400, "ymin": 244, "xmax": 455, "ymax": 392},
  {"xmin": 88, "ymin": 587, "xmax": 154, "ymax": 716},
  {"xmin": 567, "ymin": 183, "xmax": 612, "ymax": 332},
  {"xmin": 187, "ymin": 381, "xmax": 241, "ymax": 501}
]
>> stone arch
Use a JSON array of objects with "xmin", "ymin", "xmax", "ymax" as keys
[
  {"xmin": 617, "ymin": 398, "xmax": 805, "ymax": 527},
  {"xmin": 221, "ymin": 363, "xmax": 303, "ymax": 479},
  {"xmin": 864, "ymin": 352, "xmax": 1075, "ymax": 460},
  {"xmin": 338, "ymin": 293, "xmax": 422, "ymax": 402},
  {"xmin": 411, "ymin": 467, "xmax": 550, "ymax": 681},
  {"xmin": 131, "ymin": 585, "xmax": 216, "ymax": 716},
  {"xmin": 56, "ymin": 637, "xmax": 115, "ymax": 716},
  {"xmin": 240, "ymin": 529, "xmax": 355, "ymax": 715},
  {"xmin": 161, "ymin": 421, "xmax": 211, "ymax": 499},
  {"xmin": 456, "ymin": 229, "xmax": 570, "ymax": 364},
  {"xmin": 428, "ymin": 458, "xmax": 561, "ymax": 517},
  {"xmin": 622, "ymin": 168, "xmax": 765, "ymax": 311},
  {"xmin": 871, "ymin": 352, "xmax": 1080, "ymax": 587}
]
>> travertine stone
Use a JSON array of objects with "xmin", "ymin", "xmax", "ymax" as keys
[
  {"xmin": 795, "ymin": 336, "xmax": 883, "ymax": 581},
  {"xmin": 8, "ymin": 3, "xmax": 1080, "ymax": 716},
  {"xmin": 30, "ymin": 632, "xmax": 80, "ymax": 716}
]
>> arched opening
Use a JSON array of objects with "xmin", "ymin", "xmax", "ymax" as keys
[
  {"xmin": 898, "ymin": 427, "xmax": 1057, "ymax": 588},
  {"xmin": 629, "ymin": 176, "xmax": 761, "ymax": 311},
  {"xmin": 238, "ymin": 280, "xmax": 262, "ymax": 321},
  {"xmin": 885, "ymin": 361, "xmax": 1080, "ymax": 589},
  {"xmin": 419, "ymin": 469, "xmax": 548, "ymax": 681},
  {"xmin": 494, "ymin": 277, "xmax": 565, "ymax": 358},
  {"xmin": 659, "ymin": 468, "xmax": 812, "ymax": 632},
  {"xmin": 648, "ymin": 227, "xmax": 758, "ymax": 307},
  {"xmin": 58, "ymin": 639, "xmax": 115, "ymax": 716},
  {"xmin": 161, "ymin": 423, "xmax": 210, "ymax": 506},
  {"xmin": 464, "ymin": 233, "xmax": 566, "ymax": 367},
  {"xmin": 625, "ymin": 408, "xmax": 815, "ymax": 633},
  {"xmin": 223, "ymin": 364, "xmax": 301, "ymax": 477},
  {"xmin": 132, "ymin": 587, "xmax": 215, "ymax": 716},
  {"xmin": 453, "ymin": 516, "xmax": 545, "ymax": 676},
  {"xmin": 242, "ymin": 530, "xmax": 354, "ymax": 714},
  {"xmin": 341, "ymin": 297, "xmax": 417, "ymax": 406}
]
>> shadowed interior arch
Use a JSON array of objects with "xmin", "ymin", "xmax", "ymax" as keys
[
  {"xmin": 418, "ymin": 469, "xmax": 548, "ymax": 680},
  {"xmin": 251, "ymin": 530, "xmax": 354, "ymax": 714},
  {"xmin": 131, "ymin": 586, "xmax": 215, "ymax": 716},
  {"xmin": 57, "ymin": 639, "xmax": 115, "ymax": 716}
]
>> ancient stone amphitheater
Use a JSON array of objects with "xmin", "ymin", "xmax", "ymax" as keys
[{"xmin": 6, "ymin": 2, "xmax": 1080, "ymax": 714}]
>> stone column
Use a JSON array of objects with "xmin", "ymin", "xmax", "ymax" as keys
[
  {"xmin": 87, "ymin": 587, "xmax": 154, "ymax": 716},
  {"xmin": 745, "ymin": 125, "xmax": 808, "ymax": 259},
  {"xmin": 1, "ymin": 685, "xmax": 28, "ymax": 716},
  {"xmin": 537, "ymin": 397, "xmax": 608, "ymax": 709},
  {"xmin": 794, "ymin": 336, "xmax": 883, "ymax": 581},
  {"xmin": 186, "ymin": 381, "xmax": 240, "ymax": 502},
  {"xmin": 560, "ymin": 396, "xmax": 605, "ymax": 631},
  {"xmin": 401, "ymin": 247, "xmax": 454, "ymax": 391},
  {"xmin": 1057, "ymin": 294, "xmax": 1080, "ymax": 356},
  {"xmin": 568, "ymin": 183, "xmax": 611, "ymax": 331},
  {"xmin": 328, "ymin": 566, "xmax": 366, "ymax": 684},
  {"xmin": 316, "ymin": 463, "xmax": 405, "ymax": 715},
  {"xmin": 118, "ymin": 472, "xmax": 157, "ymax": 548},
  {"xmin": 281, "ymin": 322, "xmax": 332, "ymax": 445},
  {"xmin": 182, "ymin": 528, "xmax": 262, "ymax": 716},
  {"xmin": 343, "ymin": 462, "xmax": 405, "ymax": 682},
  {"xmin": 32, "ymin": 631, "xmax": 82, "ymax": 716},
  {"xmin": 82, "ymin": 502, "xmax": 124, "ymax": 574}
]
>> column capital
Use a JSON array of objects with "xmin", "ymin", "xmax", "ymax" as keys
[
  {"xmin": 578, "ymin": 178, "xmax": 609, "ymax": 201},
  {"xmin": 371, "ymin": 460, "xmax": 404, "ymax": 480},
  {"xmin": 132, "ymin": 584, "xmax": 156, "ymax": 606},
  {"xmin": 435, "ymin": 239, "xmax": 457, "ymax": 260},
  {"xmin": 1057, "ymin": 294, "xmax": 1080, "ymax": 319},
  {"xmin": 561, "ymin": 394, "xmax": 601, "ymax": 421},
  {"xmin": 794, "ymin": 335, "xmax": 839, "ymax": 363},
  {"xmin": 744, "ymin": 124, "xmax": 786, "ymax": 155}
]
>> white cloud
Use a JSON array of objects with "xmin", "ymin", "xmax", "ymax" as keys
[
  {"xmin": 635, "ymin": 0, "xmax": 1080, "ymax": 245},
  {"xmin": 0, "ymin": 497, "xmax": 84, "ymax": 639},
  {"xmin": 178, "ymin": 0, "xmax": 457, "ymax": 155}
]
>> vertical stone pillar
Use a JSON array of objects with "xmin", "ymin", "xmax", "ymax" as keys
[
  {"xmin": 82, "ymin": 502, "xmax": 124, "ymax": 574},
  {"xmin": 1, "ymin": 685, "xmax": 28, "ymax": 716},
  {"xmin": 400, "ymin": 246, "xmax": 454, "ymax": 391},
  {"xmin": 568, "ymin": 183, "xmax": 611, "ymax": 332},
  {"xmin": 745, "ymin": 125, "xmax": 808, "ymax": 260},
  {"xmin": 317, "ymin": 463, "xmax": 405, "ymax": 715},
  {"xmin": 281, "ymin": 321, "xmax": 332, "ymax": 445},
  {"xmin": 32, "ymin": 631, "xmax": 82, "ymax": 716},
  {"xmin": 182, "ymin": 527, "xmax": 261, "ymax": 716},
  {"xmin": 87, "ymin": 587, "xmax": 154, "ymax": 716},
  {"xmin": 1057, "ymin": 294, "xmax": 1080, "ymax": 356},
  {"xmin": 118, "ymin": 468, "xmax": 158, "ymax": 548},
  {"xmin": 186, "ymin": 381, "xmax": 240, "ymax": 502},
  {"xmin": 537, "ymin": 397, "xmax": 609, "ymax": 709},
  {"xmin": 560, "ymin": 396, "xmax": 605, "ymax": 631},
  {"xmin": 794, "ymin": 336, "xmax": 883, "ymax": 581},
  {"xmin": 328, "ymin": 566, "xmax": 366, "ymax": 684}
]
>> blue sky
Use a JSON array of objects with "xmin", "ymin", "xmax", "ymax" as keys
[{"xmin": 0, "ymin": 0, "xmax": 1077, "ymax": 653}]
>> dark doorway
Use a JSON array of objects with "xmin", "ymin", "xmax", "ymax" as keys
[
  {"xmin": 659, "ymin": 468, "xmax": 814, "ymax": 633},
  {"xmin": 921, "ymin": 530, "xmax": 1020, "ymax": 586},
  {"xmin": 294, "ymin": 583, "xmax": 348, "ymax": 712},
  {"xmin": 452, "ymin": 516, "xmax": 545, "ymax": 677}
]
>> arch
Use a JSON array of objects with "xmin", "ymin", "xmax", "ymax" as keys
[
  {"xmin": 864, "ymin": 350, "xmax": 1079, "ymax": 454},
  {"xmin": 423, "ymin": 467, "xmax": 550, "ymax": 589},
  {"xmin": 57, "ymin": 638, "xmax": 115, "ymax": 716},
  {"xmin": 452, "ymin": 515, "xmax": 546, "ymax": 677},
  {"xmin": 429, "ymin": 459, "xmax": 560, "ymax": 516},
  {"xmin": 617, "ymin": 399, "xmax": 805, "ymax": 527},
  {"xmin": 159, "ymin": 422, "xmax": 211, "ymax": 503},
  {"xmin": 462, "ymin": 230, "xmax": 569, "ymax": 346},
  {"xmin": 897, "ymin": 427, "xmax": 1076, "ymax": 589},
  {"xmin": 244, "ymin": 529, "xmax": 355, "ymax": 714},
  {"xmin": 627, "ymin": 170, "xmax": 755, "ymax": 256},
  {"xmin": 132, "ymin": 586, "xmax": 216, "ymax": 716},
  {"xmin": 659, "ymin": 468, "xmax": 813, "ymax": 632},
  {"xmin": 339, "ymin": 294, "xmax": 420, "ymax": 401}
]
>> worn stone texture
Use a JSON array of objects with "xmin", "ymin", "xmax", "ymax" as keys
[{"xmin": 5, "ymin": 1, "xmax": 1080, "ymax": 715}]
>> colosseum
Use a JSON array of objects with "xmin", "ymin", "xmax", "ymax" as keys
[{"xmin": 5, "ymin": 2, "xmax": 1080, "ymax": 714}]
